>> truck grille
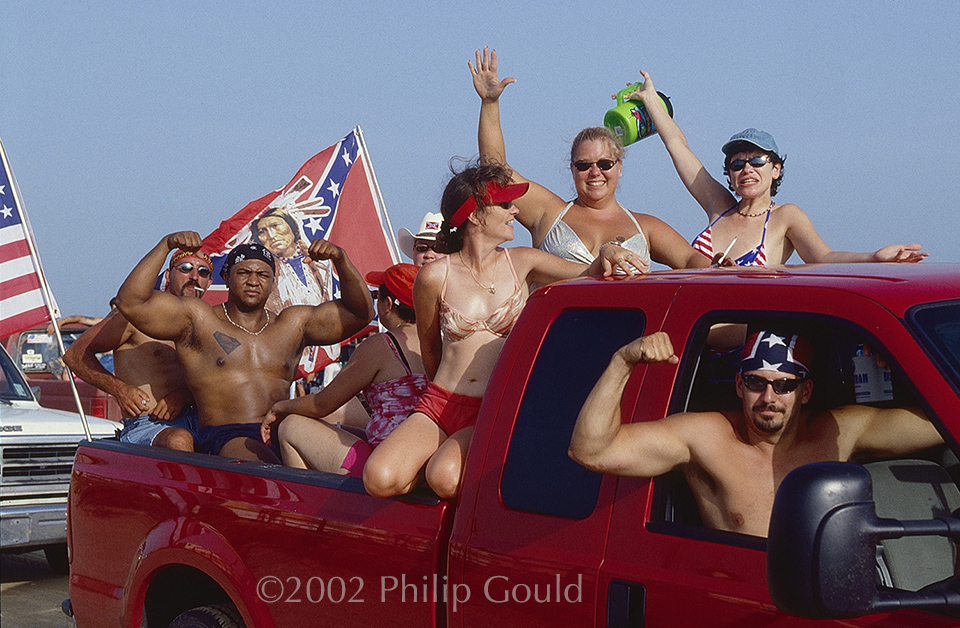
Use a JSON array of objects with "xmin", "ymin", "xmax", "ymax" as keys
[{"xmin": 1, "ymin": 444, "xmax": 77, "ymax": 484}]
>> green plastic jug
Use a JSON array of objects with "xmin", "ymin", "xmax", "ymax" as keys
[{"xmin": 603, "ymin": 83, "xmax": 674, "ymax": 146}]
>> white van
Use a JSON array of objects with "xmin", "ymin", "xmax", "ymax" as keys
[{"xmin": 0, "ymin": 344, "xmax": 117, "ymax": 572}]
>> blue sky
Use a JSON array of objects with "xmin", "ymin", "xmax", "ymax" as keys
[{"xmin": 3, "ymin": 1, "xmax": 959, "ymax": 317}]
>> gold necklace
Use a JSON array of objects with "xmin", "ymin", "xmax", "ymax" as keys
[
  {"xmin": 737, "ymin": 201, "xmax": 775, "ymax": 218},
  {"xmin": 221, "ymin": 303, "xmax": 270, "ymax": 335},
  {"xmin": 460, "ymin": 251, "xmax": 499, "ymax": 294}
]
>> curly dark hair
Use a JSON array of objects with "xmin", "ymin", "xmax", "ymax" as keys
[
  {"xmin": 722, "ymin": 144, "xmax": 786, "ymax": 197},
  {"xmin": 436, "ymin": 161, "xmax": 515, "ymax": 254}
]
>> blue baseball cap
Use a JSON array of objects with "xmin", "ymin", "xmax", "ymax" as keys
[{"xmin": 722, "ymin": 128, "xmax": 780, "ymax": 158}]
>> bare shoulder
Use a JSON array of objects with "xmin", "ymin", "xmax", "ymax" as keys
[
  {"xmin": 772, "ymin": 202, "xmax": 808, "ymax": 223},
  {"xmin": 666, "ymin": 410, "xmax": 743, "ymax": 448},
  {"xmin": 632, "ymin": 211, "xmax": 672, "ymax": 234}
]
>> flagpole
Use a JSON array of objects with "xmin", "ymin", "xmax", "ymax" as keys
[
  {"xmin": 354, "ymin": 126, "xmax": 401, "ymax": 262},
  {"xmin": 0, "ymin": 140, "xmax": 92, "ymax": 441}
]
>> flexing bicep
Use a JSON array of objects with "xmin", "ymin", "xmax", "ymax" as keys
[
  {"xmin": 116, "ymin": 291, "xmax": 193, "ymax": 342},
  {"xmin": 301, "ymin": 300, "xmax": 371, "ymax": 347},
  {"xmin": 587, "ymin": 416, "xmax": 694, "ymax": 477}
]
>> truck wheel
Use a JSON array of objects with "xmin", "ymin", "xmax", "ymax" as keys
[
  {"xmin": 167, "ymin": 603, "xmax": 245, "ymax": 628},
  {"xmin": 43, "ymin": 544, "xmax": 69, "ymax": 574}
]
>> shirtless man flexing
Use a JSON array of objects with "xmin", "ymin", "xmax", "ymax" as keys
[
  {"xmin": 63, "ymin": 250, "xmax": 214, "ymax": 451},
  {"xmin": 569, "ymin": 330, "xmax": 944, "ymax": 537},
  {"xmin": 115, "ymin": 231, "xmax": 375, "ymax": 463}
]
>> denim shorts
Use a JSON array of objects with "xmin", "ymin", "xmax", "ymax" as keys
[{"xmin": 119, "ymin": 405, "xmax": 199, "ymax": 447}]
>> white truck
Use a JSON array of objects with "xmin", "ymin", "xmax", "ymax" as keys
[{"xmin": 0, "ymin": 344, "xmax": 117, "ymax": 572}]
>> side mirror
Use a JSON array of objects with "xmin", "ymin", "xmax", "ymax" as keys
[
  {"xmin": 767, "ymin": 461, "xmax": 960, "ymax": 618},
  {"xmin": 31, "ymin": 385, "xmax": 41, "ymax": 399}
]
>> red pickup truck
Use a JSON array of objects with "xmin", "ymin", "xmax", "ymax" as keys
[{"xmin": 65, "ymin": 264, "xmax": 960, "ymax": 627}]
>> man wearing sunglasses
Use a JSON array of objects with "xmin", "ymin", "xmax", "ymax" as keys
[
  {"xmin": 398, "ymin": 211, "xmax": 447, "ymax": 267},
  {"xmin": 63, "ymin": 250, "xmax": 214, "ymax": 451},
  {"xmin": 569, "ymin": 330, "xmax": 942, "ymax": 537}
]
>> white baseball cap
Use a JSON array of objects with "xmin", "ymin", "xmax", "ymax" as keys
[{"xmin": 398, "ymin": 212, "xmax": 443, "ymax": 260}]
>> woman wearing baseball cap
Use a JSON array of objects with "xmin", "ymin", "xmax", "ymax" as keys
[
  {"xmin": 260, "ymin": 263, "xmax": 428, "ymax": 476},
  {"xmin": 363, "ymin": 162, "xmax": 616, "ymax": 500},
  {"xmin": 627, "ymin": 71, "xmax": 927, "ymax": 267},
  {"xmin": 470, "ymin": 47, "xmax": 709, "ymax": 274}
]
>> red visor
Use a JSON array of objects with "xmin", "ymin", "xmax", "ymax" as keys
[{"xmin": 449, "ymin": 181, "xmax": 529, "ymax": 228}]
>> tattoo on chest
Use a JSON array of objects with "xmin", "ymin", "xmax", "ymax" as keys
[{"xmin": 213, "ymin": 331, "xmax": 241, "ymax": 355}]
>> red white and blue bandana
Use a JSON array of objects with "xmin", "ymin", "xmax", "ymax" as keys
[{"xmin": 739, "ymin": 331, "xmax": 812, "ymax": 378}]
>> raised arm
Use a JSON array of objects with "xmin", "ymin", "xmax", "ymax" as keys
[
  {"xmin": 62, "ymin": 311, "xmax": 150, "ymax": 416},
  {"xmin": 626, "ymin": 71, "xmax": 733, "ymax": 218},
  {"xmin": 784, "ymin": 207, "xmax": 929, "ymax": 264},
  {"xmin": 470, "ymin": 46, "xmax": 564, "ymax": 240},
  {"xmin": 115, "ymin": 232, "xmax": 202, "ymax": 341},
  {"xmin": 569, "ymin": 332, "xmax": 693, "ymax": 476},
  {"xmin": 299, "ymin": 239, "xmax": 375, "ymax": 346}
]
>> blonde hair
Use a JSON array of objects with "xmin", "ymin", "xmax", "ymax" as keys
[{"xmin": 570, "ymin": 127, "xmax": 625, "ymax": 163}]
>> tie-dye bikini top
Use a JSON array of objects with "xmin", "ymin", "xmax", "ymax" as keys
[{"xmin": 439, "ymin": 250, "xmax": 524, "ymax": 342}]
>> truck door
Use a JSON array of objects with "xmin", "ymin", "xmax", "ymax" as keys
[
  {"xmin": 599, "ymin": 282, "xmax": 960, "ymax": 627},
  {"xmin": 448, "ymin": 282, "xmax": 678, "ymax": 628}
]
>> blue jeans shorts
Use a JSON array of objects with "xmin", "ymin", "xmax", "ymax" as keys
[{"xmin": 119, "ymin": 405, "xmax": 199, "ymax": 447}]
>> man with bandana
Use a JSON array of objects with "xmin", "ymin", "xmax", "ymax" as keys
[
  {"xmin": 569, "ymin": 330, "xmax": 943, "ymax": 537},
  {"xmin": 114, "ymin": 232, "xmax": 375, "ymax": 463},
  {"xmin": 64, "ymin": 250, "xmax": 215, "ymax": 451}
]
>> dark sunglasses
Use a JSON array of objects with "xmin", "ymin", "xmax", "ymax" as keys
[
  {"xmin": 174, "ymin": 262, "xmax": 212, "ymax": 278},
  {"xmin": 729, "ymin": 155, "xmax": 771, "ymax": 172},
  {"xmin": 414, "ymin": 242, "xmax": 441, "ymax": 253},
  {"xmin": 741, "ymin": 373, "xmax": 805, "ymax": 394},
  {"xmin": 573, "ymin": 159, "xmax": 619, "ymax": 172},
  {"xmin": 371, "ymin": 289, "xmax": 380, "ymax": 300}
]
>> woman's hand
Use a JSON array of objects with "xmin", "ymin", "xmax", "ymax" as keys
[
  {"xmin": 617, "ymin": 70, "xmax": 658, "ymax": 106},
  {"xmin": 872, "ymin": 243, "xmax": 928, "ymax": 263},
  {"xmin": 598, "ymin": 242, "xmax": 649, "ymax": 276},
  {"xmin": 469, "ymin": 46, "xmax": 515, "ymax": 103}
]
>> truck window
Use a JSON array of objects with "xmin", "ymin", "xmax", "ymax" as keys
[
  {"xmin": 654, "ymin": 315, "xmax": 957, "ymax": 562},
  {"xmin": 501, "ymin": 309, "xmax": 646, "ymax": 519},
  {"xmin": 908, "ymin": 299, "xmax": 960, "ymax": 393}
]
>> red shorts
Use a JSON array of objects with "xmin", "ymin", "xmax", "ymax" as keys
[
  {"xmin": 413, "ymin": 382, "xmax": 483, "ymax": 436},
  {"xmin": 340, "ymin": 440, "xmax": 374, "ymax": 477}
]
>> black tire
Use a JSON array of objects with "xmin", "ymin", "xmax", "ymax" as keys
[
  {"xmin": 43, "ymin": 544, "xmax": 69, "ymax": 574},
  {"xmin": 167, "ymin": 603, "xmax": 246, "ymax": 628}
]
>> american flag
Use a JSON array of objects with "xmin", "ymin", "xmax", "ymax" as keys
[
  {"xmin": 0, "ymin": 139, "xmax": 57, "ymax": 339},
  {"xmin": 198, "ymin": 127, "xmax": 399, "ymax": 375}
]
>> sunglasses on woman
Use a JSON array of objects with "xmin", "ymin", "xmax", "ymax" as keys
[
  {"xmin": 729, "ymin": 156, "xmax": 771, "ymax": 172},
  {"xmin": 741, "ymin": 373, "xmax": 805, "ymax": 394},
  {"xmin": 573, "ymin": 159, "xmax": 619, "ymax": 172},
  {"xmin": 174, "ymin": 262, "xmax": 212, "ymax": 278},
  {"xmin": 414, "ymin": 242, "xmax": 441, "ymax": 253}
]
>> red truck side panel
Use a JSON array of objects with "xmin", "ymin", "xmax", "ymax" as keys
[{"xmin": 69, "ymin": 442, "xmax": 453, "ymax": 628}]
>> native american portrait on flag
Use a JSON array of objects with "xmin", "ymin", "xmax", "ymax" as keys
[{"xmin": 198, "ymin": 128, "xmax": 399, "ymax": 376}]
